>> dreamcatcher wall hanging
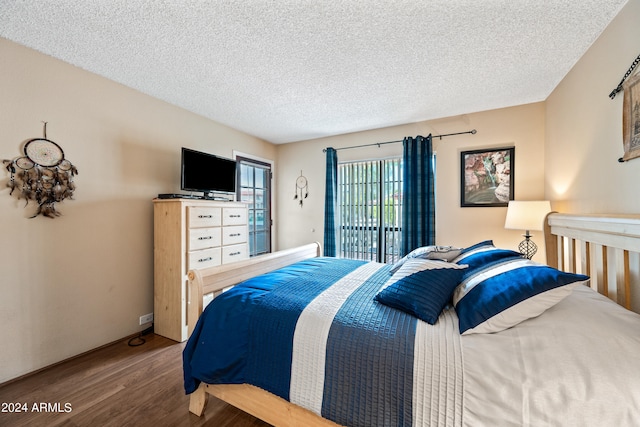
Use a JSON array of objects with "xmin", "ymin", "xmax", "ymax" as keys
[
  {"xmin": 3, "ymin": 122, "xmax": 78, "ymax": 218},
  {"xmin": 294, "ymin": 171, "xmax": 309, "ymax": 207}
]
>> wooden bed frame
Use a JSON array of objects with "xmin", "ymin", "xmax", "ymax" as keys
[
  {"xmin": 544, "ymin": 213, "xmax": 640, "ymax": 311},
  {"xmin": 186, "ymin": 213, "xmax": 640, "ymax": 426},
  {"xmin": 186, "ymin": 242, "xmax": 338, "ymax": 426}
]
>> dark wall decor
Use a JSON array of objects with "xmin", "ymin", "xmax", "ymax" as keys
[
  {"xmin": 3, "ymin": 123, "xmax": 78, "ymax": 218},
  {"xmin": 621, "ymin": 71, "xmax": 640, "ymax": 162},
  {"xmin": 610, "ymin": 52, "xmax": 640, "ymax": 162},
  {"xmin": 460, "ymin": 147, "xmax": 514, "ymax": 207}
]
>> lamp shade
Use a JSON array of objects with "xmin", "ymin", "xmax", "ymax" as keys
[{"xmin": 504, "ymin": 201, "xmax": 551, "ymax": 231}]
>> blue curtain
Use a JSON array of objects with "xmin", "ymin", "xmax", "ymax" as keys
[
  {"xmin": 401, "ymin": 135, "xmax": 435, "ymax": 256},
  {"xmin": 323, "ymin": 147, "xmax": 338, "ymax": 256}
]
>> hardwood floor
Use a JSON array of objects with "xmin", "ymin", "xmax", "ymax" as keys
[{"xmin": 0, "ymin": 334, "xmax": 271, "ymax": 427}]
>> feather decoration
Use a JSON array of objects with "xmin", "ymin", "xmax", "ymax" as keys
[
  {"xmin": 3, "ymin": 125, "xmax": 78, "ymax": 217},
  {"xmin": 3, "ymin": 157, "xmax": 78, "ymax": 218},
  {"xmin": 7, "ymin": 178, "xmax": 16, "ymax": 194}
]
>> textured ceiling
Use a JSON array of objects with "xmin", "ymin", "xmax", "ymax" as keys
[{"xmin": 0, "ymin": 1, "xmax": 629, "ymax": 144}]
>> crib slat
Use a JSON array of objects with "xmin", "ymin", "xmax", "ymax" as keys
[
  {"xmin": 571, "ymin": 239, "xmax": 593, "ymax": 278},
  {"xmin": 600, "ymin": 246, "xmax": 616, "ymax": 297},
  {"xmin": 588, "ymin": 243, "xmax": 600, "ymax": 292},
  {"xmin": 567, "ymin": 238, "xmax": 576, "ymax": 273},
  {"xmin": 557, "ymin": 236, "xmax": 564, "ymax": 271},
  {"xmin": 618, "ymin": 249, "xmax": 631, "ymax": 309}
]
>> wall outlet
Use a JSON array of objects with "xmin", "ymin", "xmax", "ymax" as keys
[{"xmin": 139, "ymin": 313, "xmax": 153, "ymax": 325}]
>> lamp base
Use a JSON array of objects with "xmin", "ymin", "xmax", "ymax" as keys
[{"xmin": 518, "ymin": 233, "xmax": 537, "ymax": 259}]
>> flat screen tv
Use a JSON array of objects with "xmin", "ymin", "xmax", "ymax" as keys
[{"xmin": 181, "ymin": 147, "xmax": 237, "ymax": 196}]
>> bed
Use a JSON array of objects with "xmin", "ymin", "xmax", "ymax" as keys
[{"xmin": 183, "ymin": 212, "xmax": 640, "ymax": 426}]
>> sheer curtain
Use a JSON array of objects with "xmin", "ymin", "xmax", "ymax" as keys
[
  {"xmin": 401, "ymin": 134, "xmax": 435, "ymax": 256},
  {"xmin": 323, "ymin": 147, "xmax": 338, "ymax": 256}
]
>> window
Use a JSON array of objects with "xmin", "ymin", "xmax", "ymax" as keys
[
  {"xmin": 237, "ymin": 157, "xmax": 272, "ymax": 257},
  {"xmin": 338, "ymin": 158, "xmax": 403, "ymax": 263}
]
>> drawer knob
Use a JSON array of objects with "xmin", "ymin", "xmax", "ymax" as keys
[
  {"xmin": 198, "ymin": 236, "xmax": 213, "ymax": 240},
  {"xmin": 229, "ymin": 214, "xmax": 241, "ymax": 218},
  {"xmin": 198, "ymin": 215, "xmax": 213, "ymax": 219},
  {"xmin": 198, "ymin": 257, "xmax": 213, "ymax": 263},
  {"xmin": 229, "ymin": 233, "xmax": 241, "ymax": 237},
  {"xmin": 229, "ymin": 251, "xmax": 241, "ymax": 256}
]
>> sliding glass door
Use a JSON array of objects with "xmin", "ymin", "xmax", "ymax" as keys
[
  {"xmin": 338, "ymin": 158, "xmax": 403, "ymax": 263},
  {"xmin": 237, "ymin": 157, "xmax": 272, "ymax": 256}
]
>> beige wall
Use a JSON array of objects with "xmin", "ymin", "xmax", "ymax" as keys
[
  {"xmin": 2, "ymin": 0, "xmax": 636, "ymax": 384},
  {"xmin": 0, "ymin": 38, "xmax": 276, "ymax": 383},
  {"xmin": 276, "ymin": 102, "xmax": 546, "ymax": 260},
  {"xmin": 546, "ymin": 0, "xmax": 640, "ymax": 213}
]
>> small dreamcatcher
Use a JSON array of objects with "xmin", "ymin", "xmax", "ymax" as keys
[
  {"xmin": 3, "ymin": 122, "xmax": 78, "ymax": 218},
  {"xmin": 293, "ymin": 171, "xmax": 308, "ymax": 207}
]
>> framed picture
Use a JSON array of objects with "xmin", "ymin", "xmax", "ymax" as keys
[
  {"xmin": 460, "ymin": 147, "xmax": 514, "ymax": 207},
  {"xmin": 621, "ymin": 72, "xmax": 640, "ymax": 162}
]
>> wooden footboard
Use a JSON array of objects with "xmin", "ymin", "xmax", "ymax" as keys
[
  {"xmin": 190, "ymin": 383, "xmax": 342, "ymax": 427},
  {"xmin": 544, "ymin": 212, "xmax": 640, "ymax": 312},
  {"xmin": 186, "ymin": 242, "xmax": 337, "ymax": 426},
  {"xmin": 187, "ymin": 242, "xmax": 322, "ymax": 336}
]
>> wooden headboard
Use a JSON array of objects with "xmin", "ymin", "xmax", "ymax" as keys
[{"xmin": 544, "ymin": 212, "xmax": 640, "ymax": 313}]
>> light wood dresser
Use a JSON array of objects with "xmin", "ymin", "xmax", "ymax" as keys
[{"xmin": 153, "ymin": 198, "xmax": 249, "ymax": 342}]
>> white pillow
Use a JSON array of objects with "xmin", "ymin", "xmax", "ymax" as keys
[{"xmin": 391, "ymin": 245, "xmax": 462, "ymax": 274}]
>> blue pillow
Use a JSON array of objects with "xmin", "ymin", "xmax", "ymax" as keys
[
  {"xmin": 375, "ymin": 259, "xmax": 467, "ymax": 324},
  {"xmin": 453, "ymin": 257, "xmax": 589, "ymax": 334},
  {"xmin": 451, "ymin": 240, "xmax": 498, "ymax": 262},
  {"xmin": 455, "ymin": 247, "xmax": 523, "ymax": 271}
]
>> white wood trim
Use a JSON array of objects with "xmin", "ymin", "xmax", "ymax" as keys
[
  {"xmin": 545, "ymin": 212, "xmax": 640, "ymax": 310},
  {"xmin": 547, "ymin": 213, "xmax": 640, "ymax": 252}
]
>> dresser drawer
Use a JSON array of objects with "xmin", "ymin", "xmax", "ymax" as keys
[
  {"xmin": 222, "ymin": 244, "xmax": 248, "ymax": 264},
  {"xmin": 188, "ymin": 207, "xmax": 222, "ymax": 228},
  {"xmin": 222, "ymin": 207, "xmax": 247, "ymax": 226},
  {"xmin": 188, "ymin": 227, "xmax": 222, "ymax": 251},
  {"xmin": 222, "ymin": 225, "xmax": 247, "ymax": 245},
  {"xmin": 187, "ymin": 247, "xmax": 221, "ymax": 270}
]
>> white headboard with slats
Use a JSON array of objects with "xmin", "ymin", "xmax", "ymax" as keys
[{"xmin": 544, "ymin": 213, "xmax": 640, "ymax": 313}]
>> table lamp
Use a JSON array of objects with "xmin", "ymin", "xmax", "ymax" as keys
[{"xmin": 504, "ymin": 200, "xmax": 552, "ymax": 259}]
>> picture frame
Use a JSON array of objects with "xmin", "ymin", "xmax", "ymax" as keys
[
  {"xmin": 621, "ymin": 72, "xmax": 640, "ymax": 162},
  {"xmin": 460, "ymin": 147, "xmax": 514, "ymax": 207}
]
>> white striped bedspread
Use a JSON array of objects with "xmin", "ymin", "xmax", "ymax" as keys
[
  {"xmin": 287, "ymin": 261, "xmax": 463, "ymax": 427},
  {"xmin": 184, "ymin": 257, "xmax": 640, "ymax": 426},
  {"xmin": 184, "ymin": 257, "xmax": 463, "ymax": 427}
]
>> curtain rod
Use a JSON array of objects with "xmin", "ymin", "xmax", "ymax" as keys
[{"xmin": 322, "ymin": 129, "xmax": 476, "ymax": 152}]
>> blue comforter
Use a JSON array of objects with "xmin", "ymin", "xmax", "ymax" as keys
[{"xmin": 183, "ymin": 257, "xmax": 425, "ymax": 426}]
